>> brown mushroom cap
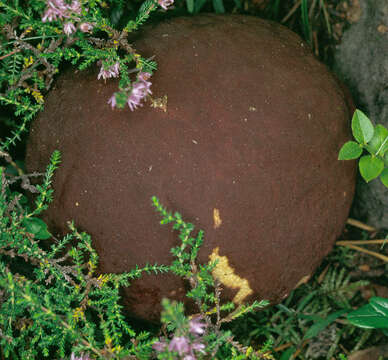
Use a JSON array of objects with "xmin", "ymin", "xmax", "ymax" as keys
[{"xmin": 26, "ymin": 14, "xmax": 356, "ymax": 322}]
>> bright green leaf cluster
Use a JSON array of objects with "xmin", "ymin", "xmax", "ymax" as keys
[
  {"xmin": 347, "ymin": 296, "xmax": 388, "ymax": 335},
  {"xmin": 339, "ymin": 110, "xmax": 388, "ymax": 186}
]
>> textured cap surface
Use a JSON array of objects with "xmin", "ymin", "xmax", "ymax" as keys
[{"xmin": 26, "ymin": 14, "xmax": 356, "ymax": 321}]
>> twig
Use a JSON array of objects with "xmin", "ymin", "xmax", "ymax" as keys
[
  {"xmin": 336, "ymin": 240, "xmax": 387, "ymax": 246},
  {"xmin": 346, "ymin": 218, "xmax": 376, "ymax": 232},
  {"xmin": 281, "ymin": 0, "xmax": 302, "ymax": 23},
  {"xmin": 0, "ymin": 149, "xmax": 24, "ymax": 176},
  {"xmin": 336, "ymin": 243, "xmax": 388, "ymax": 262},
  {"xmin": 214, "ymin": 279, "xmax": 222, "ymax": 331},
  {"xmin": 313, "ymin": 31, "xmax": 319, "ymax": 56},
  {"xmin": 273, "ymin": 342, "xmax": 293, "ymax": 352},
  {"xmin": 0, "ymin": 49, "xmax": 20, "ymax": 60}
]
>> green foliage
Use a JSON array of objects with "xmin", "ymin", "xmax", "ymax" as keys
[
  {"xmin": 231, "ymin": 251, "xmax": 372, "ymax": 360},
  {"xmin": 351, "ymin": 110, "xmax": 374, "ymax": 144},
  {"xmin": 0, "ymin": 150, "xmax": 274, "ymax": 359},
  {"xmin": 338, "ymin": 141, "xmax": 363, "ymax": 160},
  {"xmin": 1, "ymin": 2, "xmax": 385, "ymax": 358},
  {"xmin": 0, "ymin": 150, "xmax": 171, "ymax": 358},
  {"xmin": 359, "ymin": 155, "xmax": 384, "ymax": 183},
  {"xmin": 339, "ymin": 109, "xmax": 388, "ymax": 186},
  {"xmin": 303, "ymin": 309, "xmax": 348, "ymax": 340},
  {"xmin": 301, "ymin": 0, "xmax": 310, "ymax": 43},
  {"xmin": 0, "ymin": 0, "xmax": 161, "ymax": 151},
  {"xmin": 347, "ymin": 297, "xmax": 388, "ymax": 331},
  {"xmin": 185, "ymin": 0, "xmax": 226, "ymax": 14},
  {"xmin": 22, "ymin": 217, "xmax": 51, "ymax": 240},
  {"xmin": 29, "ymin": 150, "xmax": 61, "ymax": 217}
]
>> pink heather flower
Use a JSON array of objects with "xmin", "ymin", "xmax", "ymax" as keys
[
  {"xmin": 125, "ymin": 73, "xmax": 153, "ymax": 111},
  {"xmin": 169, "ymin": 336, "xmax": 190, "ymax": 356},
  {"xmin": 152, "ymin": 340, "xmax": 167, "ymax": 352},
  {"xmin": 42, "ymin": 0, "xmax": 84, "ymax": 23},
  {"xmin": 127, "ymin": 82, "xmax": 147, "ymax": 111},
  {"xmin": 189, "ymin": 317, "xmax": 207, "ymax": 336},
  {"xmin": 111, "ymin": 62, "xmax": 120, "ymax": 77},
  {"xmin": 70, "ymin": 353, "xmax": 91, "ymax": 360},
  {"xmin": 107, "ymin": 94, "xmax": 117, "ymax": 109},
  {"xmin": 68, "ymin": 0, "xmax": 82, "ymax": 14},
  {"xmin": 158, "ymin": 0, "xmax": 174, "ymax": 10},
  {"xmin": 79, "ymin": 22, "xmax": 93, "ymax": 33},
  {"xmin": 138, "ymin": 72, "xmax": 152, "ymax": 95},
  {"xmin": 97, "ymin": 62, "xmax": 120, "ymax": 80},
  {"xmin": 63, "ymin": 22, "xmax": 76, "ymax": 35},
  {"xmin": 191, "ymin": 342, "xmax": 206, "ymax": 354},
  {"xmin": 42, "ymin": 0, "xmax": 68, "ymax": 22},
  {"xmin": 183, "ymin": 356, "xmax": 196, "ymax": 360}
]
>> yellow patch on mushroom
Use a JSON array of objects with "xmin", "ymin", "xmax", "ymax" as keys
[
  {"xmin": 209, "ymin": 247, "xmax": 253, "ymax": 304},
  {"xmin": 213, "ymin": 208, "xmax": 222, "ymax": 229}
]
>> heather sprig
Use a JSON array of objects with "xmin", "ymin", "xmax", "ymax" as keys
[
  {"xmin": 0, "ymin": 0, "xmax": 170, "ymax": 151},
  {"xmin": 151, "ymin": 197, "xmax": 271, "ymax": 359},
  {"xmin": 0, "ymin": 151, "xmax": 170, "ymax": 359}
]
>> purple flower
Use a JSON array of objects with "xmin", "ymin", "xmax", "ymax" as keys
[
  {"xmin": 158, "ymin": 0, "xmax": 174, "ymax": 10},
  {"xmin": 68, "ymin": 0, "xmax": 82, "ymax": 14},
  {"xmin": 79, "ymin": 22, "xmax": 93, "ymax": 33},
  {"xmin": 63, "ymin": 22, "xmax": 76, "ymax": 35},
  {"xmin": 138, "ymin": 72, "xmax": 152, "ymax": 95},
  {"xmin": 183, "ymin": 356, "xmax": 196, "ymax": 360},
  {"xmin": 42, "ymin": 0, "xmax": 83, "ymax": 23},
  {"xmin": 70, "ymin": 353, "xmax": 90, "ymax": 360},
  {"xmin": 97, "ymin": 62, "xmax": 120, "ymax": 80},
  {"xmin": 42, "ymin": 0, "xmax": 68, "ymax": 22},
  {"xmin": 152, "ymin": 339, "xmax": 167, "ymax": 352},
  {"xmin": 111, "ymin": 62, "xmax": 120, "ymax": 77},
  {"xmin": 191, "ymin": 342, "xmax": 206, "ymax": 354},
  {"xmin": 125, "ymin": 72, "xmax": 153, "ymax": 111},
  {"xmin": 129, "ymin": 80, "xmax": 151, "ymax": 110},
  {"xmin": 169, "ymin": 336, "xmax": 190, "ymax": 356},
  {"xmin": 107, "ymin": 94, "xmax": 117, "ymax": 109},
  {"xmin": 127, "ymin": 84, "xmax": 145, "ymax": 111},
  {"xmin": 189, "ymin": 317, "xmax": 207, "ymax": 336}
]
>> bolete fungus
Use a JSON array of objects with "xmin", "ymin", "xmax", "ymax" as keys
[{"xmin": 26, "ymin": 14, "xmax": 356, "ymax": 322}]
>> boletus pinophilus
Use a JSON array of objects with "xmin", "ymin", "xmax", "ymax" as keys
[{"xmin": 26, "ymin": 14, "xmax": 356, "ymax": 322}]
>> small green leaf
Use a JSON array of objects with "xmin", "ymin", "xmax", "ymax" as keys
[
  {"xmin": 359, "ymin": 155, "xmax": 384, "ymax": 182},
  {"xmin": 380, "ymin": 168, "xmax": 388, "ymax": 188},
  {"xmin": 194, "ymin": 0, "xmax": 208, "ymax": 13},
  {"xmin": 280, "ymin": 347, "xmax": 296, "ymax": 360},
  {"xmin": 114, "ymin": 91, "xmax": 128, "ymax": 108},
  {"xmin": 338, "ymin": 141, "xmax": 363, "ymax": 160},
  {"xmin": 304, "ymin": 310, "xmax": 349, "ymax": 340},
  {"xmin": 348, "ymin": 298, "xmax": 388, "ymax": 329},
  {"xmin": 366, "ymin": 124, "xmax": 388, "ymax": 155},
  {"xmin": 212, "ymin": 0, "xmax": 225, "ymax": 13},
  {"xmin": 370, "ymin": 297, "xmax": 388, "ymax": 317},
  {"xmin": 186, "ymin": 0, "xmax": 194, "ymax": 13},
  {"xmin": 352, "ymin": 110, "xmax": 374, "ymax": 144},
  {"xmin": 23, "ymin": 217, "xmax": 51, "ymax": 240}
]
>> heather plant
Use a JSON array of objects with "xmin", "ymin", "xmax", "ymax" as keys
[
  {"xmin": 0, "ymin": 149, "xmax": 170, "ymax": 358},
  {"xmin": 0, "ymin": 147, "xmax": 274, "ymax": 359},
  {"xmin": 1, "ymin": 1, "xmax": 387, "ymax": 359},
  {"xmin": 0, "ymin": 0, "xmax": 170, "ymax": 151}
]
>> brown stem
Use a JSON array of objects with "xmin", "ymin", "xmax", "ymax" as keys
[{"xmin": 0, "ymin": 49, "xmax": 21, "ymax": 61}]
